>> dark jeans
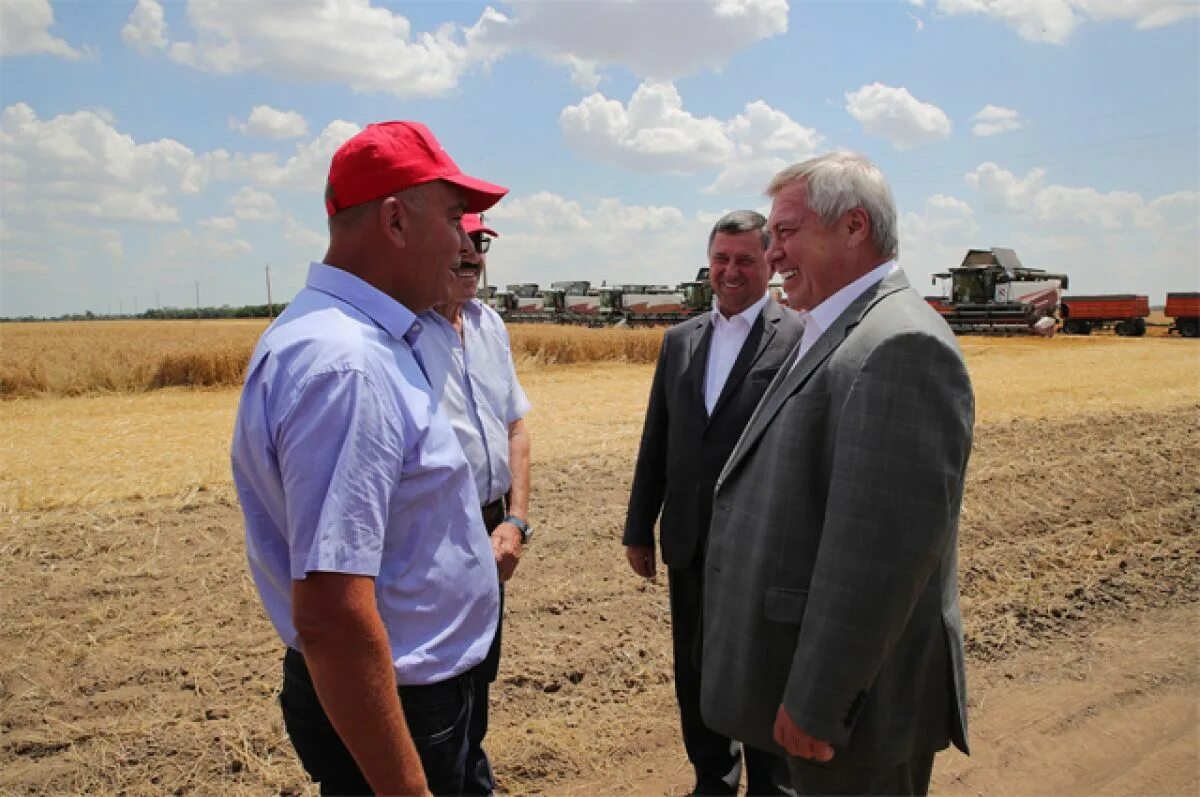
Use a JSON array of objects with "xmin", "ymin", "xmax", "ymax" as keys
[
  {"xmin": 280, "ymin": 647, "xmax": 474, "ymax": 796},
  {"xmin": 669, "ymin": 564, "xmax": 795, "ymax": 796}
]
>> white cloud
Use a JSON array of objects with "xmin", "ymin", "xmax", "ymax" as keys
[
  {"xmin": 965, "ymin": 162, "xmax": 1046, "ymax": 213},
  {"xmin": 971, "ymin": 104, "xmax": 1024, "ymax": 137},
  {"xmin": 126, "ymin": 0, "xmax": 787, "ymax": 98},
  {"xmin": 844, "ymin": 83, "xmax": 952, "ymax": 150},
  {"xmin": 561, "ymin": 82, "xmax": 733, "ymax": 173},
  {"xmin": 561, "ymin": 82, "xmax": 821, "ymax": 195},
  {"xmin": 232, "ymin": 105, "xmax": 309, "ymax": 139},
  {"xmin": 956, "ymin": 162, "xmax": 1200, "ymax": 296},
  {"xmin": 899, "ymin": 194, "xmax": 980, "ymax": 287},
  {"xmin": 198, "ymin": 215, "xmax": 238, "ymax": 233},
  {"xmin": 486, "ymin": 192, "xmax": 591, "ymax": 233},
  {"xmin": 1033, "ymin": 185, "xmax": 1147, "ymax": 231},
  {"xmin": 0, "ymin": 102, "xmax": 208, "ymax": 223},
  {"xmin": 166, "ymin": 0, "xmax": 470, "ymax": 97},
  {"xmin": 1, "ymin": 255, "xmax": 51, "ymax": 275},
  {"xmin": 155, "ymin": 226, "xmax": 253, "ymax": 264},
  {"xmin": 122, "ymin": 0, "xmax": 168, "ymax": 53},
  {"xmin": 1084, "ymin": 0, "xmax": 1200, "ymax": 30},
  {"xmin": 99, "ymin": 229, "xmax": 125, "ymax": 260},
  {"xmin": 230, "ymin": 187, "xmax": 279, "ymax": 221},
  {"xmin": 0, "ymin": 0, "xmax": 88, "ymax": 59},
  {"xmin": 469, "ymin": 0, "xmax": 788, "ymax": 81},
  {"xmin": 1136, "ymin": 191, "xmax": 1200, "ymax": 233},
  {"xmin": 236, "ymin": 120, "xmax": 360, "ymax": 190},
  {"xmin": 966, "ymin": 161, "xmax": 1200, "ymax": 235},
  {"xmin": 483, "ymin": 191, "xmax": 720, "ymax": 288},
  {"xmin": 284, "ymin": 215, "xmax": 328, "ymax": 251},
  {"xmin": 930, "ymin": 0, "xmax": 1197, "ymax": 44}
]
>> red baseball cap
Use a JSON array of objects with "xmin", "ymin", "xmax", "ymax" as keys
[
  {"xmin": 462, "ymin": 213, "xmax": 498, "ymax": 237},
  {"xmin": 325, "ymin": 121, "xmax": 507, "ymax": 216}
]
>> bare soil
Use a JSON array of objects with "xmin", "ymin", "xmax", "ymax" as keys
[{"xmin": 2, "ymin": 403, "xmax": 1197, "ymax": 795}]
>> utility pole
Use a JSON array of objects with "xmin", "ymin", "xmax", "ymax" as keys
[
  {"xmin": 156, "ymin": 291, "xmax": 161, "ymax": 312},
  {"xmin": 134, "ymin": 296, "xmax": 138, "ymax": 316},
  {"xmin": 265, "ymin": 264, "xmax": 274, "ymax": 318},
  {"xmin": 195, "ymin": 280, "xmax": 200, "ymax": 319},
  {"xmin": 118, "ymin": 299, "xmax": 123, "ymax": 316}
]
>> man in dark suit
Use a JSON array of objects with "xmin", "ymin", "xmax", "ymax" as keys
[
  {"xmin": 624, "ymin": 210, "xmax": 803, "ymax": 796},
  {"xmin": 700, "ymin": 152, "xmax": 974, "ymax": 796}
]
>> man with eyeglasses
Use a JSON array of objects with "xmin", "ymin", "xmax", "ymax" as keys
[{"xmin": 415, "ymin": 212, "xmax": 532, "ymax": 795}]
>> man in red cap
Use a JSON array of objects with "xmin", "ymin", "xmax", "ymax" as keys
[
  {"xmin": 232, "ymin": 121, "xmax": 508, "ymax": 796},
  {"xmin": 416, "ymin": 212, "xmax": 532, "ymax": 794}
]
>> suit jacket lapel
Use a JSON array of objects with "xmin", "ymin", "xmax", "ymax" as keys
[
  {"xmin": 719, "ymin": 270, "xmax": 911, "ymax": 485},
  {"xmin": 686, "ymin": 315, "xmax": 713, "ymax": 412},
  {"xmin": 708, "ymin": 301, "xmax": 779, "ymax": 423}
]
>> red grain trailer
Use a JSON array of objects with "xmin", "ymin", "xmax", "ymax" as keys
[
  {"xmin": 1165, "ymin": 292, "xmax": 1200, "ymax": 338},
  {"xmin": 1059, "ymin": 294, "xmax": 1149, "ymax": 336}
]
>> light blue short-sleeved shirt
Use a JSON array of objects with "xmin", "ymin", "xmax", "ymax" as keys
[
  {"xmin": 417, "ymin": 300, "xmax": 532, "ymax": 506},
  {"xmin": 231, "ymin": 262, "xmax": 500, "ymax": 686}
]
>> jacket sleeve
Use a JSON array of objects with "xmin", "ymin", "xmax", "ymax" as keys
[
  {"xmin": 622, "ymin": 334, "xmax": 672, "ymax": 548},
  {"xmin": 782, "ymin": 329, "xmax": 975, "ymax": 745}
]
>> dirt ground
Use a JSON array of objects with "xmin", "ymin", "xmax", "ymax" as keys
[{"xmin": 2, "ymin": 389, "xmax": 1196, "ymax": 795}]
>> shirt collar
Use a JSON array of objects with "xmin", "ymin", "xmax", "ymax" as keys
[
  {"xmin": 711, "ymin": 291, "xmax": 770, "ymax": 328},
  {"xmin": 460, "ymin": 298, "xmax": 484, "ymax": 320},
  {"xmin": 804, "ymin": 260, "xmax": 898, "ymax": 336},
  {"xmin": 305, "ymin": 262, "xmax": 417, "ymax": 343}
]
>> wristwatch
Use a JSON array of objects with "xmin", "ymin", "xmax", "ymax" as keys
[{"xmin": 503, "ymin": 515, "xmax": 532, "ymax": 544}]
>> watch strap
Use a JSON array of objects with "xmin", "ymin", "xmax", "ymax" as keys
[{"xmin": 503, "ymin": 514, "xmax": 531, "ymax": 543}]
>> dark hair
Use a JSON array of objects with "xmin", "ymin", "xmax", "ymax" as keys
[{"xmin": 707, "ymin": 209, "xmax": 769, "ymax": 252}]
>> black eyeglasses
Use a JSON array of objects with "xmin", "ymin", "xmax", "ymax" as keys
[{"xmin": 469, "ymin": 232, "xmax": 491, "ymax": 254}]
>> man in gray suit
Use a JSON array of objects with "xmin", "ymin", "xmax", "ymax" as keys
[
  {"xmin": 701, "ymin": 152, "xmax": 974, "ymax": 796},
  {"xmin": 625, "ymin": 210, "xmax": 803, "ymax": 796}
]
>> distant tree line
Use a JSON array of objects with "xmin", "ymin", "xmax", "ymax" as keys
[{"xmin": 2, "ymin": 303, "xmax": 288, "ymax": 322}]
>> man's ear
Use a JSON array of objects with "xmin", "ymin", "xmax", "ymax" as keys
[
  {"xmin": 381, "ymin": 197, "xmax": 407, "ymax": 247},
  {"xmin": 843, "ymin": 207, "xmax": 871, "ymax": 249}
]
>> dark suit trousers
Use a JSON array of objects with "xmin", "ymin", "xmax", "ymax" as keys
[
  {"xmin": 787, "ymin": 750, "xmax": 935, "ymax": 796},
  {"xmin": 669, "ymin": 563, "xmax": 794, "ymax": 796}
]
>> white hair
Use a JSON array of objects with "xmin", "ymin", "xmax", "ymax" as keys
[{"xmin": 766, "ymin": 151, "xmax": 898, "ymax": 260}]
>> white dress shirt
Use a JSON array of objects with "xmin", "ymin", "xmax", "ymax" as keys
[
  {"xmin": 791, "ymin": 260, "xmax": 898, "ymax": 371},
  {"xmin": 705, "ymin": 292, "xmax": 770, "ymax": 414}
]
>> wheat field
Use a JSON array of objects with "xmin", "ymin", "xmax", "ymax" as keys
[
  {"xmin": 1, "ymin": 319, "xmax": 1197, "ymax": 795},
  {"xmin": 2, "ymin": 320, "xmax": 1197, "ymax": 512},
  {"xmin": 0, "ymin": 320, "xmax": 670, "ymax": 398}
]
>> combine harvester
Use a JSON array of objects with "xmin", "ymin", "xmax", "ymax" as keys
[
  {"xmin": 554, "ymin": 281, "xmax": 604, "ymax": 326},
  {"xmin": 600, "ymin": 270, "xmax": 713, "ymax": 326},
  {"xmin": 927, "ymin": 248, "xmax": 1069, "ymax": 336}
]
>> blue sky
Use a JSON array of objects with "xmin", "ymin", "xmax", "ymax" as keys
[{"xmin": 2, "ymin": 0, "xmax": 1197, "ymax": 318}]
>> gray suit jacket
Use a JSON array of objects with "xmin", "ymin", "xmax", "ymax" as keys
[
  {"xmin": 624, "ymin": 300, "xmax": 804, "ymax": 568},
  {"xmin": 700, "ymin": 270, "xmax": 973, "ymax": 767}
]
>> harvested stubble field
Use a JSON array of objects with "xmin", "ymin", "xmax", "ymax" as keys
[{"xmin": 1, "ymin": 320, "xmax": 1198, "ymax": 795}]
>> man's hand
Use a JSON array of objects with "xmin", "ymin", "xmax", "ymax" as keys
[
  {"xmin": 625, "ymin": 544, "xmax": 657, "ymax": 580},
  {"xmin": 492, "ymin": 523, "xmax": 523, "ymax": 582},
  {"xmin": 774, "ymin": 704, "xmax": 834, "ymax": 762}
]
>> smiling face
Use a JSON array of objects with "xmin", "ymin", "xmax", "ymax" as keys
[
  {"xmin": 396, "ymin": 180, "xmax": 470, "ymax": 312},
  {"xmin": 708, "ymin": 229, "xmax": 771, "ymax": 317},
  {"xmin": 766, "ymin": 180, "xmax": 848, "ymax": 311},
  {"xmin": 447, "ymin": 237, "xmax": 483, "ymax": 306}
]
